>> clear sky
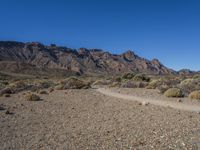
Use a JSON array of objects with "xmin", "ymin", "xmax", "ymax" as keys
[{"xmin": 0, "ymin": 0, "xmax": 199, "ymax": 71}]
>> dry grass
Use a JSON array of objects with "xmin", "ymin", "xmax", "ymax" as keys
[
  {"xmin": 25, "ymin": 93, "xmax": 41, "ymax": 101},
  {"xmin": 58, "ymin": 77, "xmax": 90, "ymax": 89},
  {"xmin": 189, "ymin": 91, "xmax": 200, "ymax": 100}
]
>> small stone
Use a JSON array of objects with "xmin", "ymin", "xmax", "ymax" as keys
[
  {"xmin": 4, "ymin": 94, "xmax": 11, "ymax": 97},
  {"xmin": 142, "ymin": 101, "xmax": 149, "ymax": 106},
  {"xmin": 181, "ymin": 142, "xmax": 186, "ymax": 146},
  {"xmin": 5, "ymin": 110, "xmax": 12, "ymax": 115},
  {"xmin": 177, "ymin": 99, "xmax": 182, "ymax": 102},
  {"xmin": 0, "ymin": 106, "xmax": 5, "ymax": 111}
]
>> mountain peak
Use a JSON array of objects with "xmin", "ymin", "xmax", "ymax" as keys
[
  {"xmin": 0, "ymin": 41, "xmax": 175, "ymax": 75},
  {"xmin": 121, "ymin": 50, "xmax": 137, "ymax": 61}
]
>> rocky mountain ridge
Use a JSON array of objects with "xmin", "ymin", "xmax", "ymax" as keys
[{"xmin": 0, "ymin": 41, "xmax": 176, "ymax": 76}]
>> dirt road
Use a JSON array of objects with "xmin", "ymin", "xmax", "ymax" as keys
[{"xmin": 97, "ymin": 88, "xmax": 200, "ymax": 112}]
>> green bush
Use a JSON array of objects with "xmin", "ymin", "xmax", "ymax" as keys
[{"xmin": 164, "ymin": 88, "xmax": 183, "ymax": 98}]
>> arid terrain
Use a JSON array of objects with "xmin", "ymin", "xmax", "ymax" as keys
[
  {"xmin": 1, "ymin": 41, "xmax": 200, "ymax": 150},
  {"xmin": 1, "ymin": 87, "xmax": 200, "ymax": 150}
]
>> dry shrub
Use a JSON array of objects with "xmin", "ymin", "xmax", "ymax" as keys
[
  {"xmin": 25, "ymin": 93, "xmax": 41, "ymax": 101},
  {"xmin": 0, "ymin": 88, "xmax": 14, "ymax": 96},
  {"xmin": 193, "ymin": 75, "xmax": 200, "ymax": 79},
  {"xmin": 9, "ymin": 80, "xmax": 27, "ymax": 88},
  {"xmin": 93, "ymin": 79, "xmax": 112, "ymax": 86},
  {"xmin": 48, "ymin": 88, "xmax": 54, "ymax": 93},
  {"xmin": 121, "ymin": 81, "xmax": 148, "ymax": 88},
  {"xmin": 8, "ymin": 80, "xmax": 31, "ymax": 93},
  {"xmin": 189, "ymin": 91, "xmax": 200, "ymax": 100},
  {"xmin": 58, "ymin": 77, "xmax": 90, "ymax": 90},
  {"xmin": 0, "ymin": 81, "xmax": 8, "ymax": 90},
  {"xmin": 146, "ymin": 79, "xmax": 160, "ymax": 89},
  {"xmin": 178, "ymin": 78, "xmax": 200, "ymax": 96},
  {"xmin": 109, "ymin": 82, "xmax": 121, "ymax": 88},
  {"xmin": 38, "ymin": 80, "xmax": 55, "ymax": 89},
  {"xmin": 114, "ymin": 77, "xmax": 122, "ymax": 82},
  {"xmin": 121, "ymin": 73, "xmax": 136, "ymax": 80},
  {"xmin": 157, "ymin": 85, "xmax": 170, "ymax": 94},
  {"xmin": 55, "ymin": 84, "xmax": 64, "ymax": 90},
  {"xmin": 133, "ymin": 74, "xmax": 150, "ymax": 82},
  {"xmin": 39, "ymin": 90, "xmax": 48, "ymax": 94},
  {"xmin": 164, "ymin": 88, "xmax": 183, "ymax": 98},
  {"xmin": 154, "ymin": 78, "xmax": 180, "ymax": 93}
]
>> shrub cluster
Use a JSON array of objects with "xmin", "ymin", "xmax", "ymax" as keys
[
  {"xmin": 56, "ymin": 77, "xmax": 90, "ymax": 90},
  {"xmin": 164, "ymin": 88, "xmax": 183, "ymax": 98},
  {"xmin": 189, "ymin": 91, "xmax": 200, "ymax": 100}
]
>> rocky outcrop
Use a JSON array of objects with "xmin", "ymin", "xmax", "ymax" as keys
[{"xmin": 0, "ymin": 41, "xmax": 176, "ymax": 75}]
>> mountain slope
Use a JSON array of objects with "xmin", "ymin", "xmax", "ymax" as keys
[{"xmin": 0, "ymin": 41, "xmax": 175, "ymax": 75}]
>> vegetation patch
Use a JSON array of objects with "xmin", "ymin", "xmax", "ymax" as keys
[
  {"xmin": 121, "ymin": 81, "xmax": 148, "ymax": 88},
  {"xmin": 58, "ymin": 77, "xmax": 90, "ymax": 89},
  {"xmin": 164, "ymin": 88, "xmax": 183, "ymax": 98},
  {"xmin": 189, "ymin": 91, "xmax": 200, "ymax": 100},
  {"xmin": 25, "ymin": 93, "xmax": 41, "ymax": 101},
  {"xmin": 38, "ymin": 90, "xmax": 48, "ymax": 94},
  {"xmin": 132, "ymin": 73, "xmax": 150, "ymax": 82},
  {"xmin": 121, "ymin": 73, "xmax": 136, "ymax": 80},
  {"xmin": 178, "ymin": 78, "xmax": 200, "ymax": 96},
  {"xmin": 0, "ymin": 88, "xmax": 14, "ymax": 96}
]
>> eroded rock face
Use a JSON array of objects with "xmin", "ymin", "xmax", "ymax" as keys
[{"xmin": 0, "ymin": 41, "xmax": 176, "ymax": 75}]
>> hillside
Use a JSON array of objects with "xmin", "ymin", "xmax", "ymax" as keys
[{"xmin": 0, "ymin": 41, "xmax": 175, "ymax": 76}]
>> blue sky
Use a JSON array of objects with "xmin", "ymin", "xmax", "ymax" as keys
[{"xmin": 0, "ymin": 0, "xmax": 200, "ymax": 71}]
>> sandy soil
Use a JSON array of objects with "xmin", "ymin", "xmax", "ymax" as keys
[
  {"xmin": 97, "ymin": 88, "xmax": 200, "ymax": 112},
  {"xmin": 1, "ymin": 89, "xmax": 200, "ymax": 149}
]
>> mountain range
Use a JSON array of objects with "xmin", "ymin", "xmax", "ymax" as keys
[{"xmin": 0, "ymin": 41, "xmax": 190, "ymax": 76}]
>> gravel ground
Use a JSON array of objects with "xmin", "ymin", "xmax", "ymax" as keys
[{"xmin": 1, "ymin": 89, "xmax": 200, "ymax": 150}]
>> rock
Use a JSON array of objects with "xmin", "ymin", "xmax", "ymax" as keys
[
  {"xmin": 142, "ymin": 101, "xmax": 149, "ymax": 106},
  {"xmin": 0, "ymin": 106, "xmax": 5, "ymax": 111},
  {"xmin": 0, "ymin": 88, "xmax": 13, "ymax": 96},
  {"xmin": 177, "ymin": 99, "xmax": 182, "ymax": 102},
  {"xmin": 5, "ymin": 110, "xmax": 13, "ymax": 115},
  {"xmin": 4, "ymin": 94, "xmax": 11, "ymax": 97}
]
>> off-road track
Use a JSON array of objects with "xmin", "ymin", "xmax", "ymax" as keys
[{"xmin": 97, "ymin": 88, "xmax": 200, "ymax": 112}]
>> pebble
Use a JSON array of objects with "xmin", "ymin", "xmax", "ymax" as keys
[
  {"xmin": 177, "ymin": 99, "xmax": 182, "ymax": 103},
  {"xmin": 5, "ymin": 110, "xmax": 13, "ymax": 115},
  {"xmin": 142, "ymin": 101, "xmax": 149, "ymax": 106}
]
